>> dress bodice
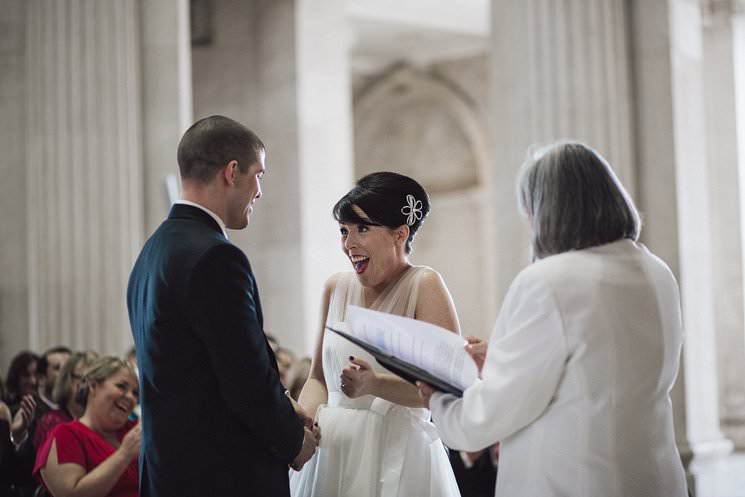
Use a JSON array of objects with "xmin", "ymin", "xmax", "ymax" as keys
[
  {"xmin": 322, "ymin": 266, "xmax": 427, "ymax": 410},
  {"xmin": 290, "ymin": 265, "xmax": 462, "ymax": 497}
]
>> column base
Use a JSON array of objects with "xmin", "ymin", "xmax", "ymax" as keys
[
  {"xmin": 688, "ymin": 438, "xmax": 736, "ymax": 497},
  {"xmin": 722, "ymin": 417, "xmax": 745, "ymax": 450}
]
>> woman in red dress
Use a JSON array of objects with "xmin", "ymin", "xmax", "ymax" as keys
[{"xmin": 34, "ymin": 356, "xmax": 140, "ymax": 497}]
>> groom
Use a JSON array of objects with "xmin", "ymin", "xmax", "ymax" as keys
[{"xmin": 127, "ymin": 115, "xmax": 319, "ymax": 497}]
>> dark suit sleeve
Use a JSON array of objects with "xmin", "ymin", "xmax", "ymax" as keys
[{"xmin": 186, "ymin": 243, "xmax": 304, "ymax": 463}]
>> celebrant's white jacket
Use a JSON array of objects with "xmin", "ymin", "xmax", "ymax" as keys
[{"xmin": 430, "ymin": 239, "xmax": 688, "ymax": 497}]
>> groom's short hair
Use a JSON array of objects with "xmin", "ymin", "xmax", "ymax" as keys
[{"xmin": 177, "ymin": 115, "xmax": 265, "ymax": 183}]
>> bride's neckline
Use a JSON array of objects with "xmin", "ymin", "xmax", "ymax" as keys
[{"xmin": 361, "ymin": 264, "xmax": 414, "ymax": 308}]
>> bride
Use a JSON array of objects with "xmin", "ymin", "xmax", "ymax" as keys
[{"xmin": 290, "ymin": 172, "xmax": 462, "ymax": 497}]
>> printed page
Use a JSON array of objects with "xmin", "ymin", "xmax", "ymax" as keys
[{"xmin": 345, "ymin": 305, "xmax": 478, "ymax": 391}]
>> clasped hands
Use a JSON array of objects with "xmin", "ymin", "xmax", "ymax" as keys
[
  {"xmin": 417, "ymin": 335, "xmax": 487, "ymax": 408},
  {"xmin": 289, "ymin": 397, "xmax": 321, "ymax": 471}
]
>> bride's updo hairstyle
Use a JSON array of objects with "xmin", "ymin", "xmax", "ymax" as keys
[{"xmin": 333, "ymin": 172, "xmax": 430, "ymax": 254}]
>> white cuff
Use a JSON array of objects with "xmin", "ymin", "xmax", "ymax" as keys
[
  {"xmin": 10, "ymin": 429, "xmax": 28, "ymax": 450},
  {"xmin": 459, "ymin": 450, "xmax": 476, "ymax": 469}
]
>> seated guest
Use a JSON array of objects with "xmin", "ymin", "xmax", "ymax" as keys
[
  {"xmin": 276, "ymin": 347, "xmax": 295, "ymax": 388},
  {"xmin": 33, "ymin": 352, "xmax": 97, "ymax": 450},
  {"xmin": 264, "ymin": 334, "xmax": 294, "ymax": 387},
  {"xmin": 36, "ymin": 347, "xmax": 72, "ymax": 417},
  {"xmin": 0, "ymin": 399, "xmax": 13, "ymax": 495},
  {"xmin": 34, "ymin": 356, "xmax": 140, "ymax": 497},
  {"xmin": 265, "ymin": 333, "xmax": 280, "ymax": 355},
  {"xmin": 448, "ymin": 444, "xmax": 499, "ymax": 497},
  {"xmin": 4, "ymin": 351, "xmax": 40, "ymax": 497},
  {"xmin": 286, "ymin": 357, "xmax": 311, "ymax": 401},
  {"xmin": 5, "ymin": 352, "xmax": 40, "ymax": 407},
  {"xmin": 2, "ymin": 394, "xmax": 37, "ymax": 497},
  {"xmin": 123, "ymin": 348, "xmax": 140, "ymax": 422}
]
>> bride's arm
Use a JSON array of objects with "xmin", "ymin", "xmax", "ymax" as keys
[
  {"xmin": 341, "ymin": 269, "xmax": 461, "ymax": 408},
  {"xmin": 412, "ymin": 268, "xmax": 461, "ymax": 334},
  {"xmin": 297, "ymin": 276, "xmax": 336, "ymax": 419}
]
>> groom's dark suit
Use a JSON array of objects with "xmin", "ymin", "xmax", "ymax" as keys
[{"xmin": 127, "ymin": 203, "xmax": 304, "ymax": 497}]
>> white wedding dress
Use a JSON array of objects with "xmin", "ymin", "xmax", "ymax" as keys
[{"xmin": 289, "ymin": 266, "xmax": 461, "ymax": 497}]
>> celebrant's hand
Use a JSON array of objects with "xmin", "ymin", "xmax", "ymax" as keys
[
  {"xmin": 416, "ymin": 382, "xmax": 434, "ymax": 408},
  {"xmin": 464, "ymin": 336, "xmax": 487, "ymax": 375},
  {"xmin": 340, "ymin": 357, "xmax": 377, "ymax": 398}
]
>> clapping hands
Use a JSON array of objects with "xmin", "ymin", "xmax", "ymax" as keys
[
  {"xmin": 119, "ymin": 422, "xmax": 142, "ymax": 461},
  {"xmin": 10, "ymin": 394, "xmax": 36, "ymax": 444}
]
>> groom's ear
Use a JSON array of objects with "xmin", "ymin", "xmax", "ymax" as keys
[{"xmin": 222, "ymin": 160, "xmax": 239, "ymax": 186}]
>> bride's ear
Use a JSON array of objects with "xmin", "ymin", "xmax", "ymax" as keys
[{"xmin": 395, "ymin": 225, "xmax": 410, "ymax": 245}]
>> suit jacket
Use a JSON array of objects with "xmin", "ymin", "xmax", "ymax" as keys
[
  {"xmin": 431, "ymin": 239, "xmax": 688, "ymax": 497},
  {"xmin": 127, "ymin": 204, "xmax": 304, "ymax": 497}
]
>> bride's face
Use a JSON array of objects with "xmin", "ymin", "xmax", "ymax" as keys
[{"xmin": 339, "ymin": 218, "xmax": 405, "ymax": 290}]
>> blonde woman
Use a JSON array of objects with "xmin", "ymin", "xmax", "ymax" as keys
[{"xmin": 34, "ymin": 356, "xmax": 140, "ymax": 497}]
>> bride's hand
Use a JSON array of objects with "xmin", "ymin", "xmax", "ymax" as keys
[{"xmin": 340, "ymin": 357, "xmax": 377, "ymax": 398}]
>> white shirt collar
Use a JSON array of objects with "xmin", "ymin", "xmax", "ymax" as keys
[{"xmin": 174, "ymin": 200, "xmax": 228, "ymax": 239}]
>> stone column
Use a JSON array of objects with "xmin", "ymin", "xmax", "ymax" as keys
[
  {"xmin": 140, "ymin": 0, "xmax": 193, "ymax": 234},
  {"xmin": 630, "ymin": 0, "xmax": 692, "ymax": 478},
  {"xmin": 701, "ymin": 0, "xmax": 745, "ymax": 450},
  {"xmin": 25, "ymin": 0, "xmax": 144, "ymax": 355},
  {"xmin": 492, "ymin": 0, "xmax": 735, "ymax": 492},
  {"xmin": 632, "ymin": 0, "xmax": 734, "ymax": 493},
  {"xmin": 490, "ymin": 0, "xmax": 636, "ymax": 301},
  {"xmin": 0, "ymin": 0, "xmax": 29, "ymax": 368},
  {"xmin": 668, "ymin": 0, "xmax": 733, "ymax": 465},
  {"xmin": 252, "ymin": 0, "xmax": 353, "ymax": 354}
]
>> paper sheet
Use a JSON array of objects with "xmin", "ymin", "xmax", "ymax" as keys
[{"xmin": 344, "ymin": 305, "xmax": 478, "ymax": 391}]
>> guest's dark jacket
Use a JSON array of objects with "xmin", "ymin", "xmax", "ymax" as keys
[
  {"xmin": 0, "ymin": 411, "xmax": 37, "ymax": 497},
  {"xmin": 127, "ymin": 204, "xmax": 304, "ymax": 497}
]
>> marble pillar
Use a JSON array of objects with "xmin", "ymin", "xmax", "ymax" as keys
[
  {"xmin": 25, "ymin": 0, "xmax": 144, "ymax": 355},
  {"xmin": 251, "ymin": 0, "xmax": 353, "ymax": 354},
  {"xmin": 490, "ymin": 0, "xmax": 636, "ymax": 302},
  {"xmin": 633, "ymin": 0, "xmax": 735, "ymax": 494},
  {"xmin": 701, "ymin": 0, "xmax": 745, "ymax": 450},
  {"xmin": 630, "ymin": 0, "xmax": 692, "ymax": 477},
  {"xmin": 736, "ymin": 7, "xmax": 745, "ymax": 450},
  {"xmin": 140, "ymin": 0, "xmax": 193, "ymax": 234},
  {"xmin": 0, "ymin": 0, "xmax": 29, "ymax": 368},
  {"xmin": 668, "ymin": 0, "xmax": 733, "ymax": 465}
]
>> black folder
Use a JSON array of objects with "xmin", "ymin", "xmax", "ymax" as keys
[{"xmin": 326, "ymin": 326, "xmax": 464, "ymax": 397}]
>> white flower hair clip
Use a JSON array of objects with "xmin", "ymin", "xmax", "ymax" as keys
[{"xmin": 401, "ymin": 194, "xmax": 423, "ymax": 226}]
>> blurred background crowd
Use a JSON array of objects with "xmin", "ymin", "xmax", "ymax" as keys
[{"xmin": 0, "ymin": 339, "xmax": 311, "ymax": 497}]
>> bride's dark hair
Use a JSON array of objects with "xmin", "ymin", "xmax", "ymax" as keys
[{"xmin": 333, "ymin": 172, "xmax": 430, "ymax": 254}]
